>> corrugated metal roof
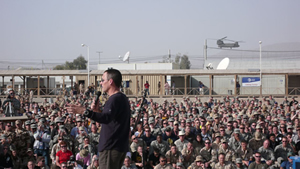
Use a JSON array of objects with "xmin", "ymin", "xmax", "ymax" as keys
[{"xmin": 0, "ymin": 69, "xmax": 300, "ymax": 76}]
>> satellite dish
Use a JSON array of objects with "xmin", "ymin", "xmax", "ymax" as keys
[
  {"xmin": 118, "ymin": 51, "xmax": 130, "ymax": 63},
  {"xmin": 123, "ymin": 51, "xmax": 130, "ymax": 62},
  {"xmin": 206, "ymin": 63, "xmax": 213, "ymax": 70},
  {"xmin": 216, "ymin": 57, "xmax": 230, "ymax": 70}
]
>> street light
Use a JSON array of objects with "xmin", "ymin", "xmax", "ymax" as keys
[
  {"xmin": 259, "ymin": 41, "xmax": 262, "ymax": 96},
  {"xmin": 81, "ymin": 44, "xmax": 90, "ymax": 86}
]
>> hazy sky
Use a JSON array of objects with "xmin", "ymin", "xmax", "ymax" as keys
[{"xmin": 0, "ymin": 0, "xmax": 299, "ymax": 69}]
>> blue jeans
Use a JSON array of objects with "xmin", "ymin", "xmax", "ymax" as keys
[{"xmin": 34, "ymin": 148, "xmax": 49, "ymax": 166}]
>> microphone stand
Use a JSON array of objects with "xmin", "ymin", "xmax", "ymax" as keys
[{"xmin": 133, "ymin": 89, "xmax": 147, "ymax": 169}]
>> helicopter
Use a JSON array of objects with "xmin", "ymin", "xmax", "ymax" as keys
[{"xmin": 217, "ymin": 37, "xmax": 242, "ymax": 49}]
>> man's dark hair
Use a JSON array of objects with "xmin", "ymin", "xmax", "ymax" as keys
[{"xmin": 105, "ymin": 69, "xmax": 122, "ymax": 88}]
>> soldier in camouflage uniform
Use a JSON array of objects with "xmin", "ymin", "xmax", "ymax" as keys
[
  {"xmin": 75, "ymin": 126, "xmax": 88, "ymax": 154},
  {"xmin": 150, "ymin": 134, "xmax": 169, "ymax": 155},
  {"xmin": 214, "ymin": 153, "xmax": 235, "ymax": 169},
  {"xmin": 2, "ymin": 122, "xmax": 14, "ymax": 146},
  {"xmin": 218, "ymin": 138, "xmax": 236, "ymax": 163},
  {"xmin": 154, "ymin": 155, "xmax": 173, "ymax": 169},
  {"xmin": 187, "ymin": 156, "xmax": 205, "ymax": 169},
  {"xmin": 165, "ymin": 144, "xmax": 182, "ymax": 168},
  {"xmin": 88, "ymin": 123, "xmax": 100, "ymax": 149},
  {"xmin": 78, "ymin": 136, "xmax": 96, "ymax": 159},
  {"xmin": 181, "ymin": 142, "xmax": 197, "ymax": 168},
  {"xmin": 199, "ymin": 139, "xmax": 218, "ymax": 168},
  {"xmin": 12, "ymin": 120, "xmax": 31, "ymax": 159},
  {"xmin": 174, "ymin": 131, "xmax": 189, "ymax": 152},
  {"xmin": 22, "ymin": 148, "xmax": 36, "ymax": 169}
]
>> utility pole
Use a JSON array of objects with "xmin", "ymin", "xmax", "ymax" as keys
[{"xmin": 96, "ymin": 51, "xmax": 103, "ymax": 64}]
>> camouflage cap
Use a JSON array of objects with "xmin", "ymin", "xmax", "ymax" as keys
[
  {"xmin": 25, "ymin": 120, "xmax": 31, "ymax": 125},
  {"xmin": 176, "ymin": 162, "xmax": 184, "ymax": 166},
  {"xmin": 31, "ymin": 124, "xmax": 37, "ymax": 129},
  {"xmin": 195, "ymin": 156, "xmax": 205, "ymax": 162},
  {"xmin": 168, "ymin": 117, "xmax": 175, "ymax": 122},
  {"xmin": 236, "ymin": 158, "xmax": 242, "ymax": 164},
  {"xmin": 256, "ymin": 124, "xmax": 262, "ymax": 129},
  {"xmin": 234, "ymin": 128, "xmax": 240, "ymax": 134},
  {"xmin": 221, "ymin": 138, "xmax": 229, "ymax": 143},
  {"xmin": 15, "ymin": 120, "xmax": 21, "ymax": 124}
]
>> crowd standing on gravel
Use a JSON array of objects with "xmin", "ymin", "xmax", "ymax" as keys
[{"xmin": 0, "ymin": 86, "xmax": 299, "ymax": 169}]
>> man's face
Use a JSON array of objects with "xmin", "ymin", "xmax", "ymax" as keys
[
  {"xmin": 100, "ymin": 72, "xmax": 110, "ymax": 92},
  {"xmin": 255, "ymin": 153, "xmax": 261, "ymax": 163},
  {"xmin": 9, "ymin": 91, "xmax": 15, "ymax": 98},
  {"xmin": 263, "ymin": 140, "xmax": 270, "ymax": 148},
  {"xmin": 157, "ymin": 136, "xmax": 162, "ymax": 143},
  {"xmin": 5, "ymin": 123, "xmax": 11, "ymax": 131},
  {"xmin": 171, "ymin": 146, "xmax": 177, "ymax": 153},
  {"xmin": 124, "ymin": 158, "xmax": 130, "ymax": 167},
  {"xmin": 160, "ymin": 158, "xmax": 166, "ymax": 166},
  {"xmin": 241, "ymin": 142, "xmax": 247, "ymax": 150},
  {"xmin": 218, "ymin": 155, "xmax": 225, "ymax": 163},
  {"xmin": 282, "ymin": 138, "xmax": 288, "ymax": 147},
  {"xmin": 205, "ymin": 140, "xmax": 211, "ymax": 148}
]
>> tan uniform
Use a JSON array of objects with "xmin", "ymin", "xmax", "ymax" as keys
[
  {"xmin": 150, "ymin": 140, "xmax": 169, "ymax": 155},
  {"xmin": 154, "ymin": 164, "xmax": 173, "ymax": 169},
  {"xmin": 13, "ymin": 128, "xmax": 30, "ymax": 158},
  {"xmin": 214, "ymin": 161, "xmax": 235, "ymax": 169},
  {"xmin": 248, "ymin": 162, "xmax": 268, "ymax": 169},
  {"xmin": 218, "ymin": 147, "xmax": 236, "ymax": 162},
  {"xmin": 165, "ymin": 150, "xmax": 182, "ymax": 165},
  {"xmin": 236, "ymin": 147, "xmax": 253, "ymax": 161},
  {"xmin": 248, "ymin": 139, "xmax": 263, "ymax": 152},
  {"xmin": 130, "ymin": 139, "xmax": 147, "ymax": 153},
  {"xmin": 181, "ymin": 148, "xmax": 198, "ymax": 167},
  {"xmin": 174, "ymin": 139, "xmax": 189, "ymax": 152},
  {"xmin": 199, "ymin": 147, "xmax": 218, "ymax": 164},
  {"xmin": 192, "ymin": 140, "xmax": 204, "ymax": 154},
  {"xmin": 187, "ymin": 163, "xmax": 204, "ymax": 169}
]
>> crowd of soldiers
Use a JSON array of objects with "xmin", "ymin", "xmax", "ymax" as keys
[{"xmin": 0, "ymin": 89, "xmax": 299, "ymax": 169}]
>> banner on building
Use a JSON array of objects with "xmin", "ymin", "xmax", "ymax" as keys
[{"xmin": 242, "ymin": 77, "xmax": 261, "ymax": 87}]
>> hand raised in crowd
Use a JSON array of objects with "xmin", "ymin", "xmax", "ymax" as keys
[{"xmin": 65, "ymin": 103, "xmax": 86, "ymax": 115}]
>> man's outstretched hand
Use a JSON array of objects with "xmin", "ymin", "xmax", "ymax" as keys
[{"xmin": 65, "ymin": 103, "xmax": 86, "ymax": 115}]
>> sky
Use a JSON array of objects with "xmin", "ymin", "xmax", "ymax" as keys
[{"xmin": 0, "ymin": 0, "xmax": 300, "ymax": 70}]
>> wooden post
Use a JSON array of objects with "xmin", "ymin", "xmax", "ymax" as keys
[
  {"xmin": 37, "ymin": 76, "xmax": 40, "ymax": 97},
  {"xmin": 23, "ymin": 76, "xmax": 26, "ymax": 94},
  {"xmin": 234, "ymin": 74, "xmax": 237, "ymax": 96},
  {"xmin": 184, "ymin": 75, "xmax": 187, "ymax": 96},
  {"xmin": 135, "ymin": 75, "xmax": 138, "ymax": 97},
  {"xmin": 12, "ymin": 75, "xmax": 15, "ymax": 91},
  {"xmin": 160, "ymin": 75, "xmax": 163, "ymax": 98},
  {"xmin": 286, "ymin": 74, "xmax": 289, "ymax": 96},
  {"xmin": 209, "ymin": 75, "xmax": 212, "ymax": 96},
  {"xmin": 47, "ymin": 76, "xmax": 50, "ymax": 95},
  {"xmin": 63, "ymin": 76, "xmax": 65, "ymax": 90}
]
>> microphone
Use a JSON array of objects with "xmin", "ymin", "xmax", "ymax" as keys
[
  {"xmin": 94, "ymin": 91, "xmax": 101, "ymax": 105},
  {"xmin": 84, "ymin": 91, "xmax": 101, "ymax": 117}
]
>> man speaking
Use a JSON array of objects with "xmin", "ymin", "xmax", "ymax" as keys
[{"xmin": 66, "ymin": 69, "xmax": 130, "ymax": 169}]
